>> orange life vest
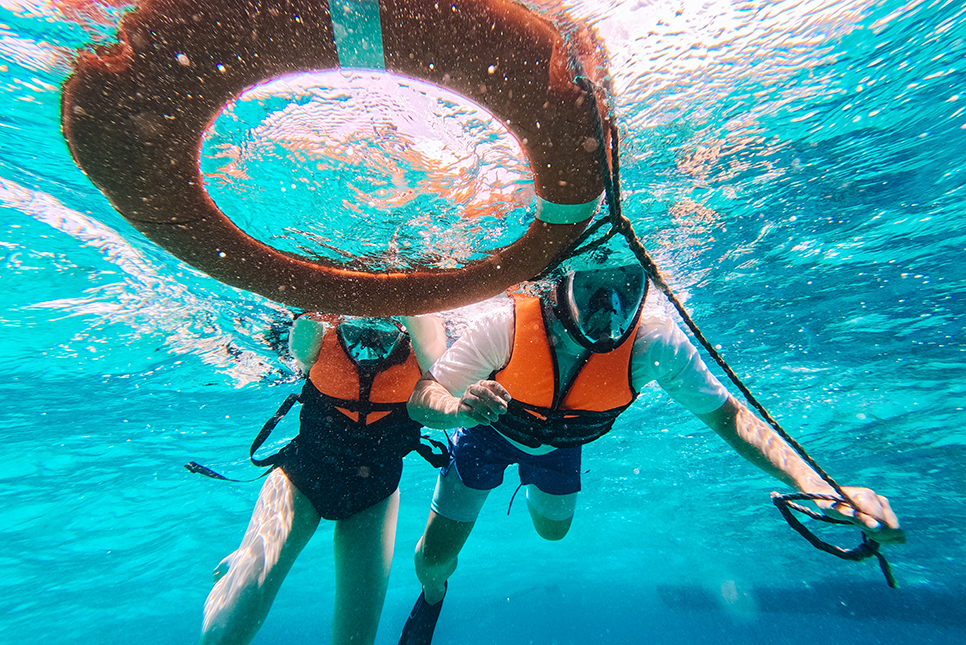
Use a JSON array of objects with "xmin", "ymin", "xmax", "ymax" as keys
[
  {"xmin": 308, "ymin": 326, "xmax": 422, "ymax": 428},
  {"xmin": 245, "ymin": 324, "xmax": 447, "ymax": 473},
  {"xmin": 491, "ymin": 296, "xmax": 639, "ymax": 448}
]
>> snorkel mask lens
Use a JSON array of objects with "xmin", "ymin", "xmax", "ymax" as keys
[
  {"xmin": 558, "ymin": 264, "xmax": 646, "ymax": 351},
  {"xmin": 337, "ymin": 318, "xmax": 404, "ymax": 367}
]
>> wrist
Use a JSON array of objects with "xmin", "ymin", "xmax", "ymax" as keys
[{"xmin": 795, "ymin": 472, "xmax": 835, "ymax": 495}]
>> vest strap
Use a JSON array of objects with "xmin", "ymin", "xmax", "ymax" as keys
[
  {"xmin": 185, "ymin": 390, "xmax": 448, "ymax": 479},
  {"xmin": 183, "ymin": 392, "xmax": 302, "ymax": 481},
  {"xmin": 414, "ymin": 435, "xmax": 450, "ymax": 469},
  {"xmin": 493, "ymin": 399, "xmax": 632, "ymax": 448},
  {"xmin": 249, "ymin": 393, "xmax": 303, "ymax": 467}
]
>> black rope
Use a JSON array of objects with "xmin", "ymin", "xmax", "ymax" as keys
[
  {"xmin": 249, "ymin": 392, "xmax": 302, "ymax": 466},
  {"xmin": 531, "ymin": 198, "xmax": 617, "ymax": 282},
  {"xmin": 773, "ymin": 493, "xmax": 897, "ymax": 588},
  {"xmin": 183, "ymin": 461, "xmax": 267, "ymax": 482},
  {"xmin": 569, "ymin": 74, "xmax": 897, "ymax": 587},
  {"xmin": 507, "ymin": 480, "xmax": 527, "ymax": 516}
]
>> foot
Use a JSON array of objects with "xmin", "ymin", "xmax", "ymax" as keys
[{"xmin": 398, "ymin": 582, "xmax": 447, "ymax": 645}]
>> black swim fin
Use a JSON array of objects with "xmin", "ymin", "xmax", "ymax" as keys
[{"xmin": 398, "ymin": 582, "xmax": 447, "ymax": 645}]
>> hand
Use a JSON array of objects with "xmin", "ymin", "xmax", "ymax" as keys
[
  {"xmin": 812, "ymin": 486, "xmax": 906, "ymax": 545},
  {"xmin": 456, "ymin": 380, "xmax": 511, "ymax": 427}
]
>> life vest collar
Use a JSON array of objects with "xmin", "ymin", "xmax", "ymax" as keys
[{"xmin": 309, "ymin": 322, "xmax": 420, "ymax": 426}]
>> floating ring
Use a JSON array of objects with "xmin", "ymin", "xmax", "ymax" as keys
[{"xmin": 61, "ymin": 0, "xmax": 611, "ymax": 315}]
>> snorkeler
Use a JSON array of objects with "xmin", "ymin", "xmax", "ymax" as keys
[
  {"xmin": 200, "ymin": 314, "xmax": 446, "ymax": 645},
  {"xmin": 397, "ymin": 264, "xmax": 904, "ymax": 644}
]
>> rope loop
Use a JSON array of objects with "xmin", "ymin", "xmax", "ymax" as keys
[
  {"xmin": 772, "ymin": 493, "xmax": 897, "ymax": 588},
  {"xmin": 565, "ymin": 59, "xmax": 900, "ymax": 588}
]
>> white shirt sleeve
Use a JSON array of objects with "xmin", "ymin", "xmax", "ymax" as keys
[
  {"xmin": 400, "ymin": 314, "xmax": 447, "ymax": 372},
  {"xmin": 430, "ymin": 307, "xmax": 729, "ymax": 415},
  {"xmin": 630, "ymin": 315, "xmax": 730, "ymax": 415},
  {"xmin": 430, "ymin": 307, "xmax": 514, "ymax": 397}
]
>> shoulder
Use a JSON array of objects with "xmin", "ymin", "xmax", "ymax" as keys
[
  {"xmin": 430, "ymin": 301, "xmax": 514, "ymax": 395},
  {"xmin": 288, "ymin": 315, "xmax": 329, "ymax": 371},
  {"xmin": 400, "ymin": 314, "xmax": 447, "ymax": 371},
  {"xmin": 472, "ymin": 303, "xmax": 515, "ymax": 335},
  {"xmin": 629, "ymin": 314, "xmax": 700, "ymax": 383},
  {"xmin": 633, "ymin": 314, "xmax": 688, "ymax": 351},
  {"xmin": 291, "ymin": 315, "xmax": 330, "ymax": 343},
  {"xmin": 451, "ymin": 304, "xmax": 513, "ymax": 357},
  {"xmin": 629, "ymin": 314, "xmax": 729, "ymax": 412}
]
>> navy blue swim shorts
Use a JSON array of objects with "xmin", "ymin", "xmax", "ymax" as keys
[{"xmin": 445, "ymin": 425, "xmax": 581, "ymax": 495}]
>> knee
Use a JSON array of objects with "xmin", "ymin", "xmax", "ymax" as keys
[
  {"xmin": 200, "ymin": 616, "xmax": 261, "ymax": 645},
  {"xmin": 200, "ymin": 554, "xmax": 268, "ymax": 645},
  {"xmin": 531, "ymin": 515, "xmax": 573, "ymax": 541},
  {"xmin": 525, "ymin": 487, "xmax": 576, "ymax": 541},
  {"xmin": 199, "ymin": 624, "xmax": 229, "ymax": 645},
  {"xmin": 211, "ymin": 554, "xmax": 234, "ymax": 584},
  {"xmin": 415, "ymin": 536, "xmax": 458, "ymax": 580}
]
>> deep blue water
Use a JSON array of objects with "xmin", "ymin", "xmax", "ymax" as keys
[{"xmin": 2, "ymin": 1, "xmax": 965, "ymax": 644}]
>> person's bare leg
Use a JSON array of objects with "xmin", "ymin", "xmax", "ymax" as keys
[
  {"xmin": 331, "ymin": 489, "xmax": 400, "ymax": 645},
  {"xmin": 525, "ymin": 486, "xmax": 576, "ymax": 541},
  {"xmin": 200, "ymin": 469, "xmax": 321, "ymax": 645},
  {"xmin": 414, "ymin": 510, "xmax": 476, "ymax": 604},
  {"xmin": 411, "ymin": 467, "xmax": 490, "ymax": 605}
]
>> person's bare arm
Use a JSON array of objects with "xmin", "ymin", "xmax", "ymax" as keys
[
  {"xmin": 408, "ymin": 374, "xmax": 510, "ymax": 430},
  {"xmin": 696, "ymin": 396, "xmax": 905, "ymax": 545},
  {"xmin": 288, "ymin": 315, "xmax": 326, "ymax": 372}
]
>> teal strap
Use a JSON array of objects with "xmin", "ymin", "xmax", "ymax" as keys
[{"xmin": 330, "ymin": 0, "xmax": 386, "ymax": 69}]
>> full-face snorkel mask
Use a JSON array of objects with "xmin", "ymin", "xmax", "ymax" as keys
[
  {"xmin": 553, "ymin": 264, "xmax": 647, "ymax": 352},
  {"xmin": 336, "ymin": 317, "xmax": 405, "ymax": 368}
]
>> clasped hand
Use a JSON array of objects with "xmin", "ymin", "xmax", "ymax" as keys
[{"xmin": 456, "ymin": 380, "xmax": 511, "ymax": 427}]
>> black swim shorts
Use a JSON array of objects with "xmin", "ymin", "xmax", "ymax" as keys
[
  {"xmin": 277, "ymin": 442, "xmax": 403, "ymax": 521},
  {"xmin": 273, "ymin": 381, "xmax": 406, "ymax": 521}
]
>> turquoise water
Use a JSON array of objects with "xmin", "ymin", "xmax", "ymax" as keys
[{"xmin": 2, "ymin": 1, "xmax": 965, "ymax": 644}]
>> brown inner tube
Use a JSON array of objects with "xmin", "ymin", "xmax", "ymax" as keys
[{"xmin": 61, "ymin": 0, "xmax": 610, "ymax": 315}]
